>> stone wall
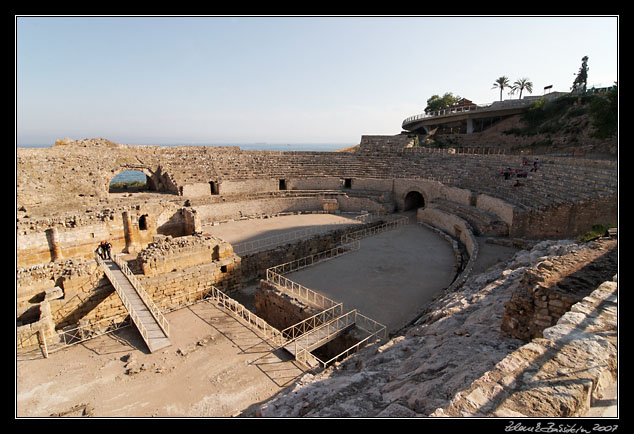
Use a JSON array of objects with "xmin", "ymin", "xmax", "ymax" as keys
[
  {"xmin": 436, "ymin": 277, "xmax": 617, "ymax": 417},
  {"xmin": 501, "ymin": 238, "xmax": 617, "ymax": 341},
  {"xmin": 16, "ymin": 203, "xmax": 186, "ymax": 268},
  {"xmin": 509, "ymin": 195, "xmax": 618, "ymax": 239},
  {"xmin": 140, "ymin": 259, "xmax": 241, "ymax": 309},
  {"xmin": 254, "ymin": 280, "xmax": 321, "ymax": 331},
  {"xmin": 17, "ymin": 139, "xmax": 617, "ymax": 222},
  {"xmin": 16, "ymin": 259, "xmax": 128, "ymax": 350},
  {"xmin": 136, "ymin": 234, "xmax": 234, "ymax": 276},
  {"xmin": 134, "ymin": 234, "xmax": 242, "ymax": 302},
  {"xmin": 417, "ymin": 207, "xmax": 478, "ymax": 257},
  {"xmin": 16, "ymin": 139, "xmax": 618, "ymax": 268}
]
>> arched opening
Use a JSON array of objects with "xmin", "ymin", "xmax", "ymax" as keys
[
  {"xmin": 404, "ymin": 191, "xmax": 425, "ymax": 211},
  {"xmin": 109, "ymin": 170, "xmax": 148, "ymax": 193}
]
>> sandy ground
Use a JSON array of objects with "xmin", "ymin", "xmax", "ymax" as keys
[
  {"xmin": 203, "ymin": 214, "xmax": 361, "ymax": 249},
  {"xmin": 16, "ymin": 299, "xmax": 305, "ymax": 418}
]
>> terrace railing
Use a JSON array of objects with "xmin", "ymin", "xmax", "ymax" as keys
[
  {"xmin": 280, "ymin": 303, "xmax": 344, "ymax": 341},
  {"xmin": 207, "ymin": 286, "xmax": 286, "ymax": 347},
  {"xmin": 265, "ymin": 240, "xmax": 359, "ymax": 310},
  {"xmin": 341, "ymin": 216, "xmax": 409, "ymax": 243},
  {"xmin": 295, "ymin": 310, "xmax": 387, "ymax": 369}
]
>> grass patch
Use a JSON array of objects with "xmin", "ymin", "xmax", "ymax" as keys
[
  {"xmin": 578, "ymin": 223, "xmax": 616, "ymax": 243},
  {"xmin": 109, "ymin": 180, "xmax": 147, "ymax": 191}
]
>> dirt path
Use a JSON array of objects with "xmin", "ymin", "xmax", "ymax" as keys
[{"xmin": 16, "ymin": 300, "xmax": 304, "ymax": 417}]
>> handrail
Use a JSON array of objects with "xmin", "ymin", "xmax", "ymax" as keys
[
  {"xmin": 280, "ymin": 303, "xmax": 344, "ymax": 341},
  {"xmin": 265, "ymin": 241, "xmax": 359, "ymax": 311},
  {"xmin": 266, "ymin": 270, "xmax": 341, "ymax": 311},
  {"xmin": 341, "ymin": 216, "xmax": 409, "ymax": 243},
  {"xmin": 402, "ymin": 103, "xmax": 492, "ymax": 126},
  {"xmin": 207, "ymin": 286, "xmax": 286, "ymax": 346},
  {"xmin": 267, "ymin": 240, "xmax": 360, "ymax": 276},
  {"xmin": 233, "ymin": 222, "xmax": 358, "ymax": 255},
  {"xmin": 112, "ymin": 254, "xmax": 170, "ymax": 337},
  {"xmin": 295, "ymin": 310, "xmax": 387, "ymax": 369},
  {"xmin": 402, "ymin": 98, "xmax": 539, "ymax": 127},
  {"xmin": 294, "ymin": 309, "xmax": 356, "ymax": 365},
  {"xmin": 95, "ymin": 254, "xmax": 151, "ymax": 345}
]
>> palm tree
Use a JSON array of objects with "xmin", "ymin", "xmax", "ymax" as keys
[
  {"xmin": 511, "ymin": 78, "xmax": 534, "ymax": 99},
  {"xmin": 492, "ymin": 76, "xmax": 510, "ymax": 101}
]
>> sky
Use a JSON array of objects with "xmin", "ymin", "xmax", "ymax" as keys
[{"xmin": 15, "ymin": 15, "xmax": 618, "ymax": 146}]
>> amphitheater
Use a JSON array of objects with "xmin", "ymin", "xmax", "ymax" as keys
[{"xmin": 16, "ymin": 132, "xmax": 618, "ymax": 418}]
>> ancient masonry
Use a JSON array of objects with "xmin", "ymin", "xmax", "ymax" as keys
[{"xmin": 16, "ymin": 137, "xmax": 618, "ymax": 416}]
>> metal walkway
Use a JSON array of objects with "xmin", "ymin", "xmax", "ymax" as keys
[
  {"xmin": 283, "ymin": 314, "xmax": 355, "ymax": 358},
  {"xmin": 97, "ymin": 255, "xmax": 171, "ymax": 353}
]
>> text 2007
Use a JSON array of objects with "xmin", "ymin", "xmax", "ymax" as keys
[{"xmin": 592, "ymin": 426, "xmax": 618, "ymax": 433}]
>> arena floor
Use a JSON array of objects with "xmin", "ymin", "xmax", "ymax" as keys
[
  {"xmin": 284, "ymin": 224, "xmax": 456, "ymax": 334},
  {"xmin": 205, "ymin": 212, "xmax": 471, "ymax": 334}
]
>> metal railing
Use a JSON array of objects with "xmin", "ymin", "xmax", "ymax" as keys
[
  {"xmin": 233, "ymin": 222, "xmax": 357, "ymax": 256},
  {"xmin": 17, "ymin": 315, "xmax": 133, "ymax": 359},
  {"xmin": 232, "ymin": 213, "xmax": 385, "ymax": 256},
  {"xmin": 267, "ymin": 240, "xmax": 360, "ymax": 276},
  {"xmin": 280, "ymin": 303, "xmax": 344, "ymax": 341},
  {"xmin": 265, "ymin": 241, "xmax": 359, "ymax": 311},
  {"xmin": 294, "ymin": 310, "xmax": 387, "ymax": 369},
  {"xmin": 112, "ymin": 254, "xmax": 170, "ymax": 337},
  {"xmin": 402, "ymin": 104, "xmax": 492, "ymax": 126},
  {"xmin": 341, "ymin": 216, "xmax": 409, "ymax": 243},
  {"xmin": 207, "ymin": 286, "xmax": 286, "ymax": 346},
  {"xmin": 266, "ymin": 271, "xmax": 341, "ymax": 312},
  {"xmin": 402, "ymin": 98, "xmax": 539, "ymax": 127},
  {"xmin": 294, "ymin": 309, "xmax": 357, "ymax": 366}
]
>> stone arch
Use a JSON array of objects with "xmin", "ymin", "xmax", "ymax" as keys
[
  {"xmin": 403, "ymin": 190, "xmax": 425, "ymax": 211},
  {"xmin": 107, "ymin": 168, "xmax": 158, "ymax": 193}
]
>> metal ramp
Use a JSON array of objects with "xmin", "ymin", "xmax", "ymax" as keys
[
  {"xmin": 283, "ymin": 313, "xmax": 355, "ymax": 357},
  {"xmin": 281, "ymin": 309, "xmax": 377, "ymax": 369},
  {"xmin": 96, "ymin": 255, "xmax": 171, "ymax": 353}
]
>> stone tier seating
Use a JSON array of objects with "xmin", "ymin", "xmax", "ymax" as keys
[
  {"xmin": 165, "ymin": 151, "xmax": 617, "ymax": 215},
  {"xmin": 17, "ymin": 144, "xmax": 617, "ymax": 218},
  {"xmin": 429, "ymin": 199, "xmax": 508, "ymax": 237}
]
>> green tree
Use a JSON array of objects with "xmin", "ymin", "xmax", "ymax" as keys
[
  {"xmin": 510, "ymin": 78, "xmax": 533, "ymax": 99},
  {"xmin": 571, "ymin": 56, "xmax": 589, "ymax": 95},
  {"xmin": 492, "ymin": 76, "xmax": 511, "ymax": 101},
  {"xmin": 425, "ymin": 92, "xmax": 461, "ymax": 114},
  {"xmin": 588, "ymin": 82, "xmax": 618, "ymax": 138}
]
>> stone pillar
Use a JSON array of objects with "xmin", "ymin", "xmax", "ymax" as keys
[
  {"xmin": 182, "ymin": 208, "xmax": 201, "ymax": 235},
  {"xmin": 122, "ymin": 211, "xmax": 138, "ymax": 254},
  {"xmin": 45, "ymin": 227, "xmax": 63, "ymax": 262},
  {"xmin": 466, "ymin": 118, "xmax": 474, "ymax": 134}
]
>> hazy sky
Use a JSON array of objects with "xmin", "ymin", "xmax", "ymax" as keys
[{"xmin": 16, "ymin": 15, "xmax": 618, "ymax": 146}]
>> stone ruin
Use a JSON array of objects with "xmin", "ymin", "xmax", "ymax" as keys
[{"xmin": 15, "ymin": 136, "xmax": 618, "ymax": 417}]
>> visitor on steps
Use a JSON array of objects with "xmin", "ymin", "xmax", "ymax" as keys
[{"xmin": 105, "ymin": 241, "xmax": 112, "ymax": 259}]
